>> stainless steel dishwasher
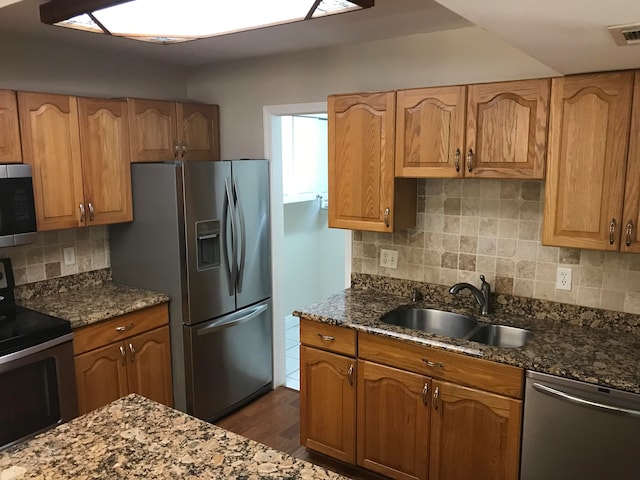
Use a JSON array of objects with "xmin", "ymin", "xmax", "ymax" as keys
[{"xmin": 520, "ymin": 371, "xmax": 640, "ymax": 480}]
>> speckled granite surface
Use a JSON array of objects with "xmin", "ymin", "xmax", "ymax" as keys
[
  {"xmin": 17, "ymin": 279, "xmax": 170, "ymax": 329},
  {"xmin": 294, "ymin": 277, "xmax": 640, "ymax": 395},
  {"xmin": 0, "ymin": 395, "xmax": 347, "ymax": 480}
]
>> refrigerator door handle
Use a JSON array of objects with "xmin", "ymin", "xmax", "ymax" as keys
[
  {"xmin": 233, "ymin": 178, "xmax": 247, "ymax": 293},
  {"xmin": 196, "ymin": 303, "xmax": 269, "ymax": 336},
  {"xmin": 222, "ymin": 178, "xmax": 236, "ymax": 296}
]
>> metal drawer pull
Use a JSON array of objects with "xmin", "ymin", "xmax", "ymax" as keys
[
  {"xmin": 128, "ymin": 343, "xmax": 136, "ymax": 362},
  {"xmin": 119, "ymin": 345, "xmax": 126, "ymax": 366},
  {"xmin": 609, "ymin": 218, "xmax": 616, "ymax": 245},
  {"xmin": 79, "ymin": 203, "xmax": 86, "ymax": 222},
  {"xmin": 466, "ymin": 149, "xmax": 474, "ymax": 173},
  {"xmin": 347, "ymin": 364, "xmax": 354, "ymax": 386},
  {"xmin": 384, "ymin": 208, "xmax": 390, "ymax": 228},
  {"xmin": 422, "ymin": 383, "xmax": 429, "ymax": 406},
  {"xmin": 626, "ymin": 221, "xmax": 634, "ymax": 247},
  {"xmin": 433, "ymin": 386, "xmax": 440, "ymax": 410},
  {"xmin": 454, "ymin": 148, "xmax": 461, "ymax": 172},
  {"xmin": 532, "ymin": 383, "xmax": 640, "ymax": 418},
  {"xmin": 422, "ymin": 358, "xmax": 445, "ymax": 368},
  {"xmin": 115, "ymin": 323, "xmax": 134, "ymax": 332},
  {"xmin": 317, "ymin": 334, "xmax": 335, "ymax": 342},
  {"xmin": 88, "ymin": 202, "xmax": 95, "ymax": 221}
]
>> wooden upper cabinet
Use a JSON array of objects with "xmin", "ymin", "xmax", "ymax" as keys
[
  {"xmin": 396, "ymin": 86, "xmax": 466, "ymax": 178},
  {"xmin": 429, "ymin": 380, "xmax": 522, "ymax": 480},
  {"xmin": 178, "ymin": 103, "xmax": 220, "ymax": 161},
  {"xmin": 18, "ymin": 92, "xmax": 85, "ymax": 231},
  {"xmin": 543, "ymin": 71, "xmax": 634, "ymax": 250},
  {"xmin": 0, "ymin": 90, "xmax": 22, "ymax": 163},
  {"xmin": 466, "ymin": 78, "xmax": 550, "ymax": 179},
  {"xmin": 128, "ymin": 99, "xmax": 220, "ymax": 162},
  {"xmin": 328, "ymin": 92, "xmax": 416, "ymax": 232},
  {"xmin": 77, "ymin": 97, "xmax": 133, "ymax": 225},
  {"xmin": 621, "ymin": 72, "xmax": 640, "ymax": 253}
]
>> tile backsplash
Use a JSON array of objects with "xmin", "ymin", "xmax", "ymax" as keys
[
  {"xmin": 352, "ymin": 179, "xmax": 640, "ymax": 315},
  {"xmin": 0, "ymin": 226, "xmax": 109, "ymax": 286}
]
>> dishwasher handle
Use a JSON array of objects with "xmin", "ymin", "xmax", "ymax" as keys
[
  {"xmin": 532, "ymin": 382, "xmax": 640, "ymax": 419},
  {"xmin": 196, "ymin": 304, "xmax": 268, "ymax": 336}
]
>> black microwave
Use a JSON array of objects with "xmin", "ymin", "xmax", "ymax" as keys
[{"xmin": 0, "ymin": 164, "xmax": 37, "ymax": 247}]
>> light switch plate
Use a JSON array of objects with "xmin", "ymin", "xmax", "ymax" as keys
[{"xmin": 380, "ymin": 249, "xmax": 398, "ymax": 269}]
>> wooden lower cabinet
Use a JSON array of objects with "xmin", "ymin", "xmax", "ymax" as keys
[
  {"xmin": 357, "ymin": 360, "xmax": 430, "ymax": 480},
  {"xmin": 300, "ymin": 345, "xmax": 356, "ymax": 463},
  {"xmin": 73, "ymin": 304, "xmax": 173, "ymax": 415}
]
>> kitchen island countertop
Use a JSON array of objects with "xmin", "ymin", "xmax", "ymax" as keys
[{"xmin": 0, "ymin": 394, "xmax": 347, "ymax": 480}]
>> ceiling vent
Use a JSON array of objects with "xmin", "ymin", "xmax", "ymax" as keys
[{"xmin": 608, "ymin": 23, "xmax": 640, "ymax": 46}]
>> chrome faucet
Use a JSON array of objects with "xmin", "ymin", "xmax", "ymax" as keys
[{"xmin": 449, "ymin": 274, "xmax": 491, "ymax": 315}]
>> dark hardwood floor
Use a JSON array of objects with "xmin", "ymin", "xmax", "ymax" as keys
[{"xmin": 215, "ymin": 387, "xmax": 386, "ymax": 480}]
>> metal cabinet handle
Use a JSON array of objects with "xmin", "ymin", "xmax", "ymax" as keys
[
  {"xmin": 128, "ymin": 343, "xmax": 136, "ymax": 362},
  {"xmin": 317, "ymin": 334, "xmax": 335, "ymax": 342},
  {"xmin": 119, "ymin": 345, "xmax": 126, "ymax": 366},
  {"xmin": 347, "ymin": 364, "xmax": 354, "ymax": 386},
  {"xmin": 384, "ymin": 208, "xmax": 390, "ymax": 228},
  {"xmin": 115, "ymin": 323, "xmax": 134, "ymax": 332},
  {"xmin": 79, "ymin": 203, "xmax": 86, "ymax": 222},
  {"xmin": 466, "ymin": 149, "xmax": 474, "ymax": 173},
  {"xmin": 422, "ymin": 358, "xmax": 445, "ymax": 368},
  {"xmin": 174, "ymin": 141, "xmax": 179, "ymax": 158},
  {"xmin": 422, "ymin": 383, "xmax": 429, "ymax": 406},
  {"xmin": 454, "ymin": 148, "xmax": 461, "ymax": 172},
  {"xmin": 433, "ymin": 386, "xmax": 440, "ymax": 410},
  {"xmin": 626, "ymin": 221, "xmax": 634, "ymax": 247},
  {"xmin": 181, "ymin": 144, "xmax": 187, "ymax": 158},
  {"xmin": 609, "ymin": 218, "xmax": 617, "ymax": 245},
  {"xmin": 88, "ymin": 202, "xmax": 94, "ymax": 221}
]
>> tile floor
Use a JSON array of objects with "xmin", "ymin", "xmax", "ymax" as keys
[{"xmin": 285, "ymin": 315, "xmax": 300, "ymax": 390}]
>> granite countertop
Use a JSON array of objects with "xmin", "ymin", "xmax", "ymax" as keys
[
  {"xmin": 0, "ymin": 394, "xmax": 347, "ymax": 480},
  {"xmin": 18, "ymin": 282, "xmax": 170, "ymax": 329},
  {"xmin": 294, "ymin": 288, "xmax": 640, "ymax": 394}
]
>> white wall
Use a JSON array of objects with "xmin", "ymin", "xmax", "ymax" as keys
[
  {"xmin": 0, "ymin": 32, "xmax": 187, "ymax": 99},
  {"xmin": 187, "ymin": 26, "xmax": 559, "ymax": 159}
]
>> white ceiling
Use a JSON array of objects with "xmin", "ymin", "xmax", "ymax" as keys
[
  {"xmin": 0, "ymin": 0, "xmax": 472, "ymax": 67},
  {"xmin": 434, "ymin": 0, "xmax": 640, "ymax": 74}
]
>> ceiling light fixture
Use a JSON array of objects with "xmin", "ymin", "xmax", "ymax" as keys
[{"xmin": 40, "ymin": 0, "xmax": 374, "ymax": 45}]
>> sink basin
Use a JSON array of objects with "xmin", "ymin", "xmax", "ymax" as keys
[
  {"xmin": 380, "ymin": 308, "xmax": 477, "ymax": 339},
  {"xmin": 380, "ymin": 307, "xmax": 532, "ymax": 348},
  {"xmin": 466, "ymin": 324, "xmax": 532, "ymax": 348}
]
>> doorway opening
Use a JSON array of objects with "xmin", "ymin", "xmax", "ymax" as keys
[{"xmin": 264, "ymin": 102, "xmax": 351, "ymax": 391}]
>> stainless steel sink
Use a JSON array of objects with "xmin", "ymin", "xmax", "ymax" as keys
[
  {"xmin": 465, "ymin": 324, "xmax": 532, "ymax": 348},
  {"xmin": 380, "ymin": 308, "xmax": 477, "ymax": 339},
  {"xmin": 380, "ymin": 307, "xmax": 532, "ymax": 348}
]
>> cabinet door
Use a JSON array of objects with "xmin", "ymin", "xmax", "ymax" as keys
[
  {"xmin": 0, "ymin": 90, "xmax": 22, "ymax": 163},
  {"xmin": 543, "ymin": 71, "xmax": 634, "ymax": 250},
  {"xmin": 78, "ymin": 97, "xmax": 133, "ymax": 225},
  {"xmin": 395, "ymin": 86, "xmax": 466, "ymax": 178},
  {"xmin": 177, "ymin": 103, "xmax": 220, "ymax": 161},
  {"xmin": 127, "ymin": 98, "xmax": 177, "ymax": 162},
  {"xmin": 328, "ymin": 92, "xmax": 415, "ymax": 232},
  {"xmin": 300, "ymin": 346, "xmax": 356, "ymax": 464},
  {"xmin": 429, "ymin": 380, "xmax": 522, "ymax": 480},
  {"xmin": 621, "ymin": 72, "xmax": 640, "ymax": 253},
  {"xmin": 18, "ymin": 92, "xmax": 85, "ymax": 231},
  {"xmin": 466, "ymin": 78, "xmax": 550, "ymax": 179},
  {"xmin": 75, "ymin": 342, "xmax": 128, "ymax": 415},
  {"xmin": 357, "ymin": 360, "xmax": 430, "ymax": 480},
  {"xmin": 126, "ymin": 326, "xmax": 173, "ymax": 407}
]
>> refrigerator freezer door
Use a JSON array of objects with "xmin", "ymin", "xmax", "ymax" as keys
[
  {"xmin": 231, "ymin": 160, "xmax": 271, "ymax": 309},
  {"xmin": 186, "ymin": 300, "xmax": 273, "ymax": 421}
]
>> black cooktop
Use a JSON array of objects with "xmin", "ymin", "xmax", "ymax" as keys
[{"xmin": 0, "ymin": 306, "xmax": 72, "ymax": 357}]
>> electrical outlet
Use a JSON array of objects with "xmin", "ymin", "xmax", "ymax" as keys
[
  {"xmin": 63, "ymin": 247, "xmax": 76, "ymax": 266},
  {"xmin": 556, "ymin": 267, "xmax": 572, "ymax": 290},
  {"xmin": 379, "ymin": 249, "xmax": 398, "ymax": 269}
]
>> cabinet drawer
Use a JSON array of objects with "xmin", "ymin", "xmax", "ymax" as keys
[
  {"xmin": 358, "ymin": 332, "xmax": 523, "ymax": 399},
  {"xmin": 300, "ymin": 317, "xmax": 356, "ymax": 356},
  {"xmin": 73, "ymin": 303, "xmax": 169, "ymax": 355}
]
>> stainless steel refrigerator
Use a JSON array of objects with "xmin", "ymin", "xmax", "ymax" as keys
[{"xmin": 109, "ymin": 160, "xmax": 272, "ymax": 422}]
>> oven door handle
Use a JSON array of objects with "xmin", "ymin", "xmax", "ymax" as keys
[
  {"xmin": 0, "ymin": 333, "xmax": 74, "ymax": 365},
  {"xmin": 532, "ymin": 382, "xmax": 640, "ymax": 418}
]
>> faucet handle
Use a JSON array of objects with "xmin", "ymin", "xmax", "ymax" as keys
[{"xmin": 411, "ymin": 288, "xmax": 423, "ymax": 302}]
